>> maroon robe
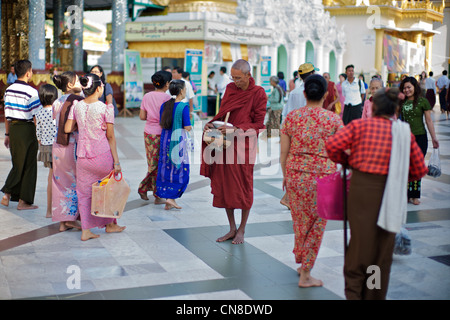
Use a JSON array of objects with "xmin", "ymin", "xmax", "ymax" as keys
[
  {"xmin": 200, "ymin": 77, "xmax": 267, "ymax": 210},
  {"xmin": 323, "ymin": 81, "xmax": 336, "ymax": 112}
]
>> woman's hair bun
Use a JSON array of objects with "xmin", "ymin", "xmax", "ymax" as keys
[
  {"xmin": 79, "ymin": 76, "xmax": 89, "ymax": 87},
  {"xmin": 304, "ymin": 74, "xmax": 327, "ymax": 101},
  {"xmin": 52, "ymin": 75, "xmax": 62, "ymax": 87}
]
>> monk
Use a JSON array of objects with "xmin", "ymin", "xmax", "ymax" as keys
[{"xmin": 201, "ymin": 59, "xmax": 267, "ymax": 244}]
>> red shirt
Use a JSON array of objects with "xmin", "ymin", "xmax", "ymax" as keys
[{"xmin": 326, "ymin": 117, "xmax": 428, "ymax": 181}]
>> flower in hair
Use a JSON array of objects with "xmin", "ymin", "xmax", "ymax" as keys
[
  {"xmin": 171, "ymin": 95, "xmax": 177, "ymax": 99},
  {"xmin": 82, "ymin": 76, "xmax": 93, "ymax": 89}
]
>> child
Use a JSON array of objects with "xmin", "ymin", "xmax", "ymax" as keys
[
  {"xmin": 362, "ymin": 77, "xmax": 383, "ymax": 119},
  {"xmin": 36, "ymin": 84, "xmax": 58, "ymax": 218}
]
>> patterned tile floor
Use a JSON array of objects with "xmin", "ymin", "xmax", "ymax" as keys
[{"xmin": 0, "ymin": 106, "xmax": 449, "ymax": 300}]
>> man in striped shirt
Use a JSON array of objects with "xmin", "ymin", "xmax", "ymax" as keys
[{"xmin": 1, "ymin": 60, "xmax": 41, "ymax": 210}]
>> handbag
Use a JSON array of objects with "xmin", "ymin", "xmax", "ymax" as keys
[
  {"xmin": 427, "ymin": 148, "xmax": 441, "ymax": 177},
  {"xmin": 393, "ymin": 226, "xmax": 412, "ymax": 255},
  {"xmin": 316, "ymin": 165, "xmax": 351, "ymax": 254},
  {"xmin": 316, "ymin": 166, "xmax": 350, "ymax": 221},
  {"xmin": 91, "ymin": 170, "xmax": 131, "ymax": 218}
]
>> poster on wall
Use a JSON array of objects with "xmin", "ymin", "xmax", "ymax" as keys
[
  {"xmin": 383, "ymin": 34, "xmax": 408, "ymax": 73},
  {"xmin": 184, "ymin": 49, "xmax": 203, "ymax": 111},
  {"xmin": 124, "ymin": 49, "xmax": 144, "ymax": 109},
  {"xmin": 260, "ymin": 55, "xmax": 272, "ymax": 94}
]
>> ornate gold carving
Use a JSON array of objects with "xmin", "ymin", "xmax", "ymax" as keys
[
  {"xmin": 30, "ymin": 73, "xmax": 52, "ymax": 87},
  {"xmin": 107, "ymin": 74, "xmax": 124, "ymax": 86},
  {"xmin": 152, "ymin": 0, "xmax": 170, "ymax": 6},
  {"xmin": 168, "ymin": 0, "xmax": 237, "ymax": 14},
  {"xmin": 323, "ymin": 0, "xmax": 444, "ymax": 22}
]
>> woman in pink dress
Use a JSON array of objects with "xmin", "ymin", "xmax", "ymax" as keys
[
  {"xmin": 336, "ymin": 73, "xmax": 346, "ymax": 118},
  {"xmin": 138, "ymin": 70, "xmax": 171, "ymax": 202},
  {"xmin": 280, "ymin": 75, "xmax": 343, "ymax": 288},
  {"xmin": 52, "ymin": 71, "xmax": 83, "ymax": 232},
  {"xmin": 65, "ymin": 74, "xmax": 125, "ymax": 241}
]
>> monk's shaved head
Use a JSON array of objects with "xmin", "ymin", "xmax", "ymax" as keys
[{"xmin": 231, "ymin": 59, "xmax": 251, "ymax": 74}]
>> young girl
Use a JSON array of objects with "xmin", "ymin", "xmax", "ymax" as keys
[
  {"xmin": 65, "ymin": 74, "xmax": 125, "ymax": 241},
  {"xmin": 138, "ymin": 70, "xmax": 171, "ymax": 203},
  {"xmin": 36, "ymin": 84, "xmax": 58, "ymax": 218},
  {"xmin": 52, "ymin": 71, "xmax": 83, "ymax": 232},
  {"xmin": 362, "ymin": 78, "xmax": 383, "ymax": 119},
  {"xmin": 155, "ymin": 80, "xmax": 192, "ymax": 210}
]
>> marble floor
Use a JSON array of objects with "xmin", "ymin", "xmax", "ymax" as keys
[{"xmin": 0, "ymin": 106, "xmax": 449, "ymax": 300}]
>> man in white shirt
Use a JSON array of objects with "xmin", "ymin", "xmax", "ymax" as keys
[
  {"xmin": 217, "ymin": 66, "xmax": 231, "ymax": 99},
  {"xmin": 342, "ymin": 64, "xmax": 366, "ymax": 125},
  {"xmin": 436, "ymin": 70, "xmax": 449, "ymax": 113},
  {"xmin": 425, "ymin": 71, "xmax": 437, "ymax": 108},
  {"xmin": 172, "ymin": 67, "xmax": 194, "ymax": 113},
  {"xmin": 282, "ymin": 62, "xmax": 318, "ymax": 121}
]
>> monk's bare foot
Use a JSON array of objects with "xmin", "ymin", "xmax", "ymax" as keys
[
  {"xmin": 232, "ymin": 230, "xmax": 245, "ymax": 245},
  {"xmin": 105, "ymin": 223, "xmax": 126, "ymax": 233},
  {"xmin": 1, "ymin": 194, "xmax": 10, "ymax": 207},
  {"xmin": 154, "ymin": 196, "xmax": 165, "ymax": 205},
  {"xmin": 17, "ymin": 200, "xmax": 38, "ymax": 210},
  {"xmin": 81, "ymin": 229, "xmax": 100, "ymax": 241},
  {"xmin": 165, "ymin": 199, "xmax": 181, "ymax": 210},
  {"xmin": 46, "ymin": 211, "xmax": 52, "ymax": 218},
  {"xmin": 216, "ymin": 230, "xmax": 237, "ymax": 242}
]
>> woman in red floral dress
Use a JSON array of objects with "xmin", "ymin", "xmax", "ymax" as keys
[{"xmin": 280, "ymin": 75, "xmax": 344, "ymax": 287}]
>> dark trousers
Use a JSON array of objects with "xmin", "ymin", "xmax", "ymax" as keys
[
  {"xmin": 343, "ymin": 103, "xmax": 363, "ymax": 125},
  {"xmin": 425, "ymin": 89, "xmax": 436, "ymax": 108},
  {"xmin": 1, "ymin": 121, "xmax": 38, "ymax": 204},
  {"xmin": 439, "ymin": 88, "xmax": 447, "ymax": 111},
  {"xmin": 344, "ymin": 170, "xmax": 395, "ymax": 300},
  {"xmin": 407, "ymin": 134, "xmax": 427, "ymax": 199},
  {"xmin": 207, "ymin": 96, "xmax": 217, "ymax": 116}
]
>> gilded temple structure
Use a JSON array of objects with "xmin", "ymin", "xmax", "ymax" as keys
[{"xmin": 323, "ymin": 0, "xmax": 449, "ymax": 83}]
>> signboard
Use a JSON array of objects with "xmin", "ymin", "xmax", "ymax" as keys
[
  {"xmin": 125, "ymin": 20, "xmax": 273, "ymax": 46},
  {"xmin": 124, "ymin": 50, "xmax": 144, "ymax": 109},
  {"xmin": 125, "ymin": 21, "xmax": 204, "ymax": 42},
  {"xmin": 185, "ymin": 49, "xmax": 203, "ymax": 94},
  {"xmin": 185, "ymin": 49, "xmax": 203, "ymax": 111},
  {"xmin": 204, "ymin": 21, "xmax": 273, "ymax": 46},
  {"xmin": 260, "ymin": 56, "xmax": 272, "ymax": 94}
]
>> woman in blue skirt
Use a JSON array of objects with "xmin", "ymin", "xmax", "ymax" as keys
[{"xmin": 155, "ymin": 80, "xmax": 192, "ymax": 210}]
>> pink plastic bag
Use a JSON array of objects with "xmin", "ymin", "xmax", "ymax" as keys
[
  {"xmin": 316, "ymin": 170, "xmax": 350, "ymax": 221},
  {"xmin": 91, "ymin": 170, "xmax": 130, "ymax": 218}
]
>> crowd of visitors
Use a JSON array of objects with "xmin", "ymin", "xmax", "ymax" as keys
[{"xmin": 1, "ymin": 58, "xmax": 447, "ymax": 300}]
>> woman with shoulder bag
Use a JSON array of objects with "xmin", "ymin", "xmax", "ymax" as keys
[{"xmin": 326, "ymin": 87, "xmax": 428, "ymax": 299}]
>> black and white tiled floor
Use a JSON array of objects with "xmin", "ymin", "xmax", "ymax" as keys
[{"xmin": 0, "ymin": 107, "xmax": 449, "ymax": 300}]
